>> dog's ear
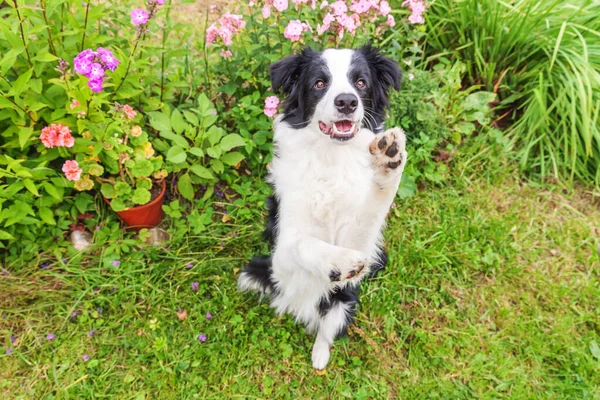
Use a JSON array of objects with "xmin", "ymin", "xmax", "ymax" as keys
[
  {"xmin": 270, "ymin": 54, "xmax": 302, "ymax": 95},
  {"xmin": 359, "ymin": 44, "xmax": 401, "ymax": 111},
  {"xmin": 270, "ymin": 47, "xmax": 316, "ymax": 95}
]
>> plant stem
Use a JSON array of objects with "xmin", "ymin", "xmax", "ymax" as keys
[
  {"xmin": 202, "ymin": 6, "xmax": 210, "ymax": 89},
  {"xmin": 12, "ymin": 0, "xmax": 34, "ymax": 72},
  {"xmin": 0, "ymin": 91, "xmax": 37, "ymax": 123},
  {"xmin": 80, "ymin": 2, "xmax": 90, "ymax": 51},
  {"xmin": 160, "ymin": 0, "xmax": 172, "ymax": 104},
  {"xmin": 40, "ymin": 0, "xmax": 57, "ymax": 55},
  {"xmin": 113, "ymin": 30, "xmax": 143, "ymax": 95}
]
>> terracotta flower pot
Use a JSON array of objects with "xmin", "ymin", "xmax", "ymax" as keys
[{"xmin": 103, "ymin": 180, "xmax": 166, "ymax": 229}]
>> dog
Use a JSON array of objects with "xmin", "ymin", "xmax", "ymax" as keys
[{"xmin": 238, "ymin": 45, "xmax": 407, "ymax": 371}]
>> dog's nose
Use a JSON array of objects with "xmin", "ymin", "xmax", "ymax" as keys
[{"xmin": 334, "ymin": 93, "xmax": 358, "ymax": 114}]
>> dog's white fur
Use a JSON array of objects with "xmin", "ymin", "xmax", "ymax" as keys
[{"xmin": 239, "ymin": 49, "xmax": 407, "ymax": 370}]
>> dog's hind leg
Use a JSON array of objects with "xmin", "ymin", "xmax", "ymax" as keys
[
  {"xmin": 238, "ymin": 256, "xmax": 276, "ymax": 295},
  {"xmin": 312, "ymin": 302, "xmax": 354, "ymax": 370}
]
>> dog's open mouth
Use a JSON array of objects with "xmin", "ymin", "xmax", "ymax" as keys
[{"xmin": 319, "ymin": 120, "xmax": 359, "ymax": 141}]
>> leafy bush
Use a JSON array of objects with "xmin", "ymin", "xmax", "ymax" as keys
[
  {"xmin": 0, "ymin": 0, "xmax": 432, "ymax": 252},
  {"xmin": 424, "ymin": 0, "xmax": 600, "ymax": 186}
]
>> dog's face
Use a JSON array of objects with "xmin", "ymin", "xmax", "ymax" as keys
[{"xmin": 270, "ymin": 45, "xmax": 401, "ymax": 142}]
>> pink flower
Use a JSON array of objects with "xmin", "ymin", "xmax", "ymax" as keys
[
  {"xmin": 86, "ymin": 62, "xmax": 104, "ymax": 80},
  {"xmin": 219, "ymin": 26, "xmax": 233, "ymax": 46},
  {"xmin": 62, "ymin": 160, "xmax": 82, "ymax": 182},
  {"xmin": 221, "ymin": 49, "xmax": 233, "ymax": 58},
  {"xmin": 262, "ymin": 4, "xmax": 271, "ymax": 18},
  {"xmin": 273, "ymin": 0, "xmax": 288, "ymax": 12},
  {"xmin": 317, "ymin": 13, "xmax": 336, "ymax": 34},
  {"xmin": 131, "ymin": 9, "xmax": 150, "ymax": 26},
  {"xmin": 70, "ymin": 99, "xmax": 81, "ymax": 109},
  {"xmin": 350, "ymin": 0, "xmax": 370, "ymax": 14},
  {"xmin": 403, "ymin": 0, "xmax": 426, "ymax": 24},
  {"xmin": 206, "ymin": 25, "xmax": 218, "ymax": 44},
  {"xmin": 379, "ymin": 0, "xmax": 391, "ymax": 16},
  {"xmin": 249, "ymin": 0, "xmax": 256, "ymax": 5},
  {"xmin": 122, "ymin": 104, "xmax": 137, "ymax": 120},
  {"xmin": 88, "ymin": 78, "xmax": 103, "ymax": 92},
  {"xmin": 156, "ymin": 0, "xmax": 165, "ymax": 4},
  {"xmin": 265, "ymin": 96, "xmax": 280, "ymax": 109},
  {"xmin": 330, "ymin": 0, "xmax": 348, "ymax": 16},
  {"xmin": 338, "ymin": 13, "xmax": 360, "ymax": 33},
  {"xmin": 320, "ymin": 0, "xmax": 329, "ymax": 9},
  {"xmin": 210, "ymin": 5, "xmax": 217, "ymax": 13},
  {"xmin": 284, "ymin": 19, "xmax": 311, "ymax": 41},
  {"xmin": 386, "ymin": 14, "xmax": 395, "ymax": 26},
  {"xmin": 40, "ymin": 124, "xmax": 74, "ymax": 148},
  {"xmin": 264, "ymin": 107, "xmax": 277, "ymax": 117}
]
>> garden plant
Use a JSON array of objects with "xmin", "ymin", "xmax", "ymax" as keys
[{"xmin": 0, "ymin": 0, "xmax": 598, "ymax": 398}]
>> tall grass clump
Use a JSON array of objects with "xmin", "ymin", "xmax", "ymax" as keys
[{"xmin": 423, "ymin": 0, "xmax": 600, "ymax": 185}]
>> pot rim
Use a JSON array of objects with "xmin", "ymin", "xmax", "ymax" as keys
[{"xmin": 103, "ymin": 180, "xmax": 167, "ymax": 213}]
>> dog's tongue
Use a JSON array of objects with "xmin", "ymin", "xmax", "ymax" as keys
[{"xmin": 334, "ymin": 120, "xmax": 353, "ymax": 132}]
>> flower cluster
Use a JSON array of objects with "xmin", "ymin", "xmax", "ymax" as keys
[
  {"xmin": 40, "ymin": 124, "xmax": 75, "ymax": 148},
  {"xmin": 262, "ymin": 0, "xmax": 289, "ymax": 18},
  {"xmin": 62, "ymin": 160, "xmax": 83, "ymax": 182},
  {"xmin": 115, "ymin": 103, "xmax": 137, "ymax": 120},
  {"xmin": 206, "ymin": 12, "xmax": 246, "ymax": 47},
  {"xmin": 284, "ymin": 20, "xmax": 312, "ymax": 41},
  {"xmin": 73, "ymin": 48, "xmax": 120, "ymax": 92},
  {"xmin": 402, "ymin": 0, "xmax": 426, "ymax": 24},
  {"xmin": 264, "ymin": 96, "xmax": 280, "ymax": 117},
  {"xmin": 316, "ymin": 0, "xmax": 395, "ymax": 38}
]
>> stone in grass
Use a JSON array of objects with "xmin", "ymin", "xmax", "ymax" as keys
[
  {"xmin": 70, "ymin": 231, "xmax": 92, "ymax": 251},
  {"xmin": 140, "ymin": 227, "xmax": 170, "ymax": 246}
]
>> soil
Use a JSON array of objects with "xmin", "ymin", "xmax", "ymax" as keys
[{"xmin": 149, "ymin": 182, "xmax": 164, "ymax": 203}]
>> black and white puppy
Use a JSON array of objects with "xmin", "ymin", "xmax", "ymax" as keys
[{"xmin": 238, "ymin": 45, "xmax": 406, "ymax": 371}]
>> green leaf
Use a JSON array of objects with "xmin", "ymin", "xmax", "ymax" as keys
[
  {"xmin": 39, "ymin": 207, "xmax": 56, "ymax": 225},
  {"xmin": 43, "ymin": 181, "xmax": 62, "ymax": 200},
  {"xmin": 137, "ymin": 178, "xmax": 152, "ymax": 190},
  {"xmin": 132, "ymin": 188, "xmax": 151, "ymax": 205},
  {"xmin": 110, "ymin": 198, "xmax": 126, "ymax": 212},
  {"xmin": 206, "ymin": 147, "xmax": 221, "ymax": 159},
  {"xmin": 206, "ymin": 126, "xmax": 224, "ymax": 146},
  {"xmin": 101, "ymin": 183, "xmax": 116, "ymax": 199},
  {"xmin": 147, "ymin": 111, "xmax": 172, "ymax": 133},
  {"xmin": 0, "ymin": 230, "xmax": 15, "ymax": 240},
  {"xmin": 18, "ymin": 127, "xmax": 33, "ymax": 149},
  {"xmin": 177, "ymin": 173, "xmax": 194, "ymax": 201},
  {"xmin": 160, "ymin": 131, "xmax": 189, "ymax": 149},
  {"xmin": 23, "ymin": 179, "xmax": 39, "ymax": 196},
  {"xmin": 171, "ymin": 109, "xmax": 188, "ymax": 135},
  {"xmin": 210, "ymin": 159, "xmax": 224, "ymax": 174},
  {"xmin": 189, "ymin": 164, "xmax": 215, "ymax": 180},
  {"xmin": 130, "ymin": 159, "xmax": 153, "ymax": 178},
  {"xmin": 463, "ymin": 91, "xmax": 496, "ymax": 111},
  {"xmin": 454, "ymin": 122, "xmax": 476, "ymax": 135},
  {"xmin": 34, "ymin": 52, "xmax": 59, "ymax": 62},
  {"xmin": 220, "ymin": 152, "xmax": 245, "ymax": 166},
  {"xmin": 167, "ymin": 146, "xmax": 187, "ymax": 164},
  {"xmin": 217, "ymin": 82, "xmax": 237, "ymax": 97},
  {"xmin": 189, "ymin": 147, "xmax": 204, "ymax": 157},
  {"xmin": 8, "ymin": 68, "xmax": 33, "ymax": 97},
  {"xmin": 183, "ymin": 110, "xmax": 199, "ymax": 126},
  {"xmin": 397, "ymin": 174, "xmax": 417, "ymax": 199},
  {"xmin": 590, "ymin": 341, "xmax": 600, "ymax": 360},
  {"xmin": 220, "ymin": 134, "xmax": 246, "ymax": 151},
  {"xmin": 114, "ymin": 182, "xmax": 132, "ymax": 196}
]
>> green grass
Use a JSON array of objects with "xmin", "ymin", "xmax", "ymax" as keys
[{"xmin": 1, "ymin": 157, "xmax": 599, "ymax": 399}]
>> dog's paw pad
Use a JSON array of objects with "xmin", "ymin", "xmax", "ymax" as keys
[
  {"xmin": 369, "ymin": 128, "xmax": 407, "ymax": 172},
  {"xmin": 329, "ymin": 269, "xmax": 341, "ymax": 282}
]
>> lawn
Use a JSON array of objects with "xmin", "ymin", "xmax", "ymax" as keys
[{"xmin": 2, "ymin": 160, "xmax": 599, "ymax": 399}]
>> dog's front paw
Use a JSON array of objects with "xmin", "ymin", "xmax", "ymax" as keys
[
  {"xmin": 329, "ymin": 251, "xmax": 369, "ymax": 284},
  {"xmin": 369, "ymin": 127, "xmax": 407, "ymax": 173}
]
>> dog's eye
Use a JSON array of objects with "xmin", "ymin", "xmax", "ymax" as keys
[
  {"xmin": 356, "ymin": 79, "xmax": 366, "ymax": 89},
  {"xmin": 314, "ymin": 80, "xmax": 326, "ymax": 89}
]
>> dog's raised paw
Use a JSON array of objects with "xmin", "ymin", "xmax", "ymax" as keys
[
  {"xmin": 329, "ymin": 251, "xmax": 369, "ymax": 284},
  {"xmin": 369, "ymin": 127, "xmax": 407, "ymax": 171}
]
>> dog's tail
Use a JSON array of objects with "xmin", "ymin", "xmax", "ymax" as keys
[{"xmin": 238, "ymin": 255, "xmax": 276, "ymax": 295}]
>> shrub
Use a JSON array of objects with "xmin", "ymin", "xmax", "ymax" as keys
[{"xmin": 423, "ymin": 0, "xmax": 600, "ymax": 186}]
